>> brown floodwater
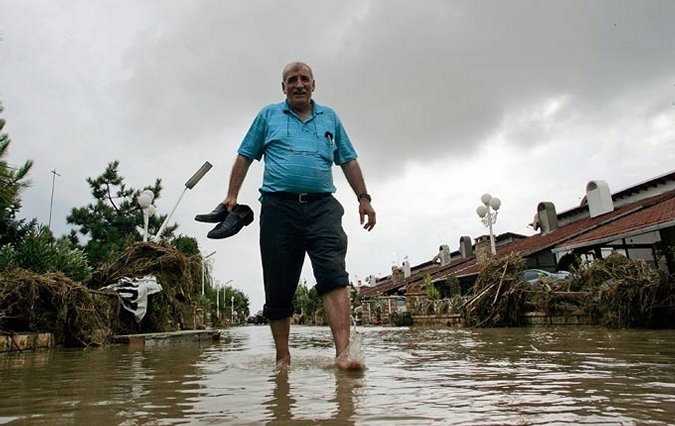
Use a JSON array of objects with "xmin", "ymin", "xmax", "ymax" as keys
[{"xmin": 1, "ymin": 325, "xmax": 674, "ymax": 425}]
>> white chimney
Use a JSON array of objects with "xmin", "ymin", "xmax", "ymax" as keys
[
  {"xmin": 438, "ymin": 244, "xmax": 451, "ymax": 266},
  {"xmin": 586, "ymin": 180, "xmax": 614, "ymax": 218},
  {"xmin": 402, "ymin": 259, "xmax": 411, "ymax": 278},
  {"xmin": 459, "ymin": 236, "xmax": 473, "ymax": 259},
  {"xmin": 537, "ymin": 202, "xmax": 558, "ymax": 233}
]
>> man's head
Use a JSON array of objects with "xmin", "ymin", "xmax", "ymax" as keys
[{"xmin": 282, "ymin": 62, "xmax": 315, "ymax": 112}]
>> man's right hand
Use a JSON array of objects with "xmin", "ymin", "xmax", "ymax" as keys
[
  {"xmin": 223, "ymin": 154, "xmax": 254, "ymax": 212},
  {"xmin": 223, "ymin": 196, "xmax": 238, "ymax": 212}
]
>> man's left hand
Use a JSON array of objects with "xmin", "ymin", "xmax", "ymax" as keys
[{"xmin": 359, "ymin": 200, "xmax": 376, "ymax": 231}]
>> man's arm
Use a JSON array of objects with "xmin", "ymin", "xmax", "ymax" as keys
[
  {"xmin": 223, "ymin": 154, "xmax": 253, "ymax": 210},
  {"xmin": 340, "ymin": 159, "xmax": 376, "ymax": 231}
]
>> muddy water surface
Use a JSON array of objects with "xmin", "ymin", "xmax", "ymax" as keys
[{"xmin": 1, "ymin": 326, "xmax": 674, "ymax": 425}]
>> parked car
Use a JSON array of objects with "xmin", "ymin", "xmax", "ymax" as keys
[
  {"xmin": 246, "ymin": 311, "xmax": 268, "ymax": 325},
  {"xmin": 523, "ymin": 269, "xmax": 571, "ymax": 284}
]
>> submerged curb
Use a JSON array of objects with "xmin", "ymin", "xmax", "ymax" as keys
[{"xmin": 111, "ymin": 330, "xmax": 221, "ymax": 347}]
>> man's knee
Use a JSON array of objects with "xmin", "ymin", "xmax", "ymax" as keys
[
  {"xmin": 315, "ymin": 276, "xmax": 349, "ymax": 296},
  {"xmin": 263, "ymin": 304, "xmax": 294, "ymax": 320}
]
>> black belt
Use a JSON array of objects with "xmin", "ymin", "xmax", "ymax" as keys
[{"xmin": 266, "ymin": 192, "xmax": 332, "ymax": 203}]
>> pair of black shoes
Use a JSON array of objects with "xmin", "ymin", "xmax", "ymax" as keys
[{"xmin": 194, "ymin": 203, "xmax": 254, "ymax": 239}]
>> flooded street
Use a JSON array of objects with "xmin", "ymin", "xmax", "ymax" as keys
[{"xmin": 1, "ymin": 326, "xmax": 674, "ymax": 425}]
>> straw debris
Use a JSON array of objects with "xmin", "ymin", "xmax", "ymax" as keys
[
  {"xmin": 463, "ymin": 253, "xmax": 528, "ymax": 327},
  {"xmin": 0, "ymin": 268, "xmax": 118, "ymax": 346},
  {"xmin": 89, "ymin": 242, "xmax": 203, "ymax": 334},
  {"xmin": 577, "ymin": 252, "xmax": 673, "ymax": 328}
]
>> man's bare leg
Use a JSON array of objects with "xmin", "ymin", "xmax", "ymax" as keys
[
  {"xmin": 269, "ymin": 317, "xmax": 291, "ymax": 369},
  {"xmin": 323, "ymin": 287, "xmax": 363, "ymax": 370}
]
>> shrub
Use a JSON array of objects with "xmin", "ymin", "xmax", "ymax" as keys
[
  {"xmin": 171, "ymin": 234, "xmax": 200, "ymax": 257},
  {"xmin": 424, "ymin": 274, "xmax": 440, "ymax": 300},
  {"xmin": 6, "ymin": 225, "xmax": 92, "ymax": 282}
]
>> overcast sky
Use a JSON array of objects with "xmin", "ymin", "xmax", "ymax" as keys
[{"xmin": 1, "ymin": 0, "xmax": 674, "ymax": 312}]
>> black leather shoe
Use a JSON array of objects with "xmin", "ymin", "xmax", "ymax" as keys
[
  {"xmin": 207, "ymin": 204, "xmax": 254, "ymax": 239},
  {"xmin": 195, "ymin": 203, "xmax": 228, "ymax": 223}
]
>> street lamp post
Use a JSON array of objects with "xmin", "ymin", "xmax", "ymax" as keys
[
  {"xmin": 231, "ymin": 296, "xmax": 235, "ymax": 325},
  {"xmin": 48, "ymin": 169, "xmax": 61, "ymax": 232},
  {"xmin": 201, "ymin": 251, "xmax": 216, "ymax": 296},
  {"xmin": 215, "ymin": 281, "xmax": 220, "ymax": 318},
  {"xmin": 152, "ymin": 161, "xmax": 212, "ymax": 242},
  {"xmin": 214, "ymin": 279, "xmax": 232, "ymax": 322},
  {"xmin": 476, "ymin": 193, "xmax": 501, "ymax": 255}
]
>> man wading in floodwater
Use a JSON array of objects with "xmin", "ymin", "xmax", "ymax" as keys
[{"xmin": 222, "ymin": 61, "xmax": 376, "ymax": 370}]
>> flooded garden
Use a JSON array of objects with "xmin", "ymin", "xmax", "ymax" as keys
[{"xmin": 2, "ymin": 325, "xmax": 674, "ymax": 424}]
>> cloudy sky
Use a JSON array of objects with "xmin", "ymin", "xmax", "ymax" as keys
[{"xmin": 1, "ymin": 0, "xmax": 673, "ymax": 312}]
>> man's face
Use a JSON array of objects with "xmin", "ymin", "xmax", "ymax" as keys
[{"xmin": 282, "ymin": 65, "xmax": 315, "ymax": 110}]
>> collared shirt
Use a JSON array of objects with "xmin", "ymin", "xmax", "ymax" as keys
[{"xmin": 238, "ymin": 100, "xmax": 358, "ymax": 194}]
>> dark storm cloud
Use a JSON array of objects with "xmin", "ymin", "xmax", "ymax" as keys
[
  {"xmin": 111, "ymin": 1, "xmax": 364, "ymax": 152},
  {"xmin": 322, "ymin": 0, "xmax": 675, "ymax": 170},
  {"xmin": 99, "ymin": 1, "xmax": 675, "ymax": 178}
]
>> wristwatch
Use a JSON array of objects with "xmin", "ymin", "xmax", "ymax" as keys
[{"xmin": 357, "ymin": 193, "xmax": 372, "ymax": 202}]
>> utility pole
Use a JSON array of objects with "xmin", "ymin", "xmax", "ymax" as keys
[{"xmin": 48, "ymin": 169, "xmax": 61, "ymax": 231}]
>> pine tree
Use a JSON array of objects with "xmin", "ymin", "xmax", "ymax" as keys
[
  {"xmin": 0, "ymin": 102, "xmax": 34, "ymax": 246},
  {"xmin": 67, "ymin": 161, "xmax": 177, "ymax": 266}
]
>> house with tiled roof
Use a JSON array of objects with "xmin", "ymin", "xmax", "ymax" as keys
[{"xmin": 359, "ymin": 170, "xmax": 675, "ymax": 323}]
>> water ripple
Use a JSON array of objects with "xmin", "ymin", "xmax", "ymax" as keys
[{"xmin": 1, "ymin": 326, "xmax": 674, "ymax": 424}]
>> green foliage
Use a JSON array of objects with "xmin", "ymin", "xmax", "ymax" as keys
[
  {"xmin": 66, "ymin": 161, "xmax": 178, "ymax": 267},
  {"xmin": 0, "ymin": 102, "xmax": 34, "ymax": 246},
  {"xmin": 350, "ymin": 283, "xmax": 361, "ymax": 309},
  {"xmin": 216, "ymin": 285, "xmax": 250, "ymax": 321},
  {"xmin": 171, "ymin": 234, "xmax": 200, "ymax": 257},
  {"xmin": 0, "ymin": 244, "xmax": 14, "ymax": 271},
  {"xmin": 293, "ymin": 282, "xmax": 310, "ymax": 314},
  {"xmin": 1, "ymin": 225, "xmax": 92, "ymax": 282},
  {"xmin": 390, "ymin": 312, "xmax": 413, "ymax": 326},
  {"xmin": 424, "ymin": 274, "xmax": 441, "ymax": 300},
  {"xmin": 446, "ymin": 275, "xmax": 461, "ymax": 296},
  {"xmin": 202, "ymin": 278, "xmax": 250, "ymax": 322},
  {"xmin": 51, "ymin": 238, "xmax": 92, "ymax": 282},
  {"xmin": 293, "ymin": 282, "xmax": 321, "ymax": 316}
]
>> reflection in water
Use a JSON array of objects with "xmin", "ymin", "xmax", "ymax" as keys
[
  {"xmin": 264, "ymin": 370, "xmax": 296, "ymax": 424},
  {"xmin": 263, "ymin": 368, "xmax": 362, "ymax": 425},
  {"xmin": 1, "ymin": 326, "xmax": 674, "ymax": 424}
]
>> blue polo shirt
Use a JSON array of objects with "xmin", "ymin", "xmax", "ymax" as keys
[{"xmin": 238, "ymin": 100, "xmax": 358, "ymax": 194}]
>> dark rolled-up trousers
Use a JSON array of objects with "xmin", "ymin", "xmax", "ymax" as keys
[{"xmin": 260, "ymin": 192, "xmax": 349, "ymax": 320}]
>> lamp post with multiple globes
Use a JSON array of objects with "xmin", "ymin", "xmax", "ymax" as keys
[
  {"xmin": 136, "ymin": 189, "xmax": 156, "ymax": 242},
  {"xmin": 476, "ymin": 193, "xmax": 501, "ymax": 255}
]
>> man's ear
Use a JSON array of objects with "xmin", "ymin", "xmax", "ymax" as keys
[{"xmin": 281, "ymin": 81, "xmax": 287, "ymax": 94}]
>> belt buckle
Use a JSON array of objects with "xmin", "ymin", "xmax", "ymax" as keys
[{"xmin": 298, "ymin": 193, "xmax": 309, "ymax": 203}]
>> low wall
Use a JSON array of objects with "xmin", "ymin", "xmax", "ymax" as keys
[
  {"xmin": 411, "ymin": 314, "xmax": 464, "ymax": 327},
  {"xmin": 522, "ymin": 311, "xmax": 596, "ymax": 326},
  {"xmin": 410, "ymin": 312, "xmax": 596, "ymax": 327},
  {"xmin": 1, "ymin": 332, "xmax": 54, "ymax": 353}
]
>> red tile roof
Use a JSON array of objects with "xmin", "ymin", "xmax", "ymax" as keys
[
  {"xmin": 361, "ymin": 187, "xmax": 675, "ymax": 298},
  {"xmin": 557, "ymin": 189, "xmax": 675, "ymax": 251}
]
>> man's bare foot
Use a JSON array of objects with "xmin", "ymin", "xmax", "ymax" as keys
[
  {"xmin": 276, "ymin": 356, "xmax": 291, "ymax": 370},
  {"xmin": 336, "ymin": 350, "xmax": 365, "ymax": 371},
  {"xmin": 336, "ymin": 357, "xmax": 364, "ymax": 370}
]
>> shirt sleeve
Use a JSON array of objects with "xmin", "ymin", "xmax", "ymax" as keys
[
  {"xmin": 333, "ymin": 113, "xmax": 358, "ymax": 165},
  {"xmin": 237, "ymin": 110, "xmax": 267, "ymax": 161}
]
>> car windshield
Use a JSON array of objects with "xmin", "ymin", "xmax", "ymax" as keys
[{"xmin": 524, "ymin": 270, "xmax": 541, "ymax": 281}]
